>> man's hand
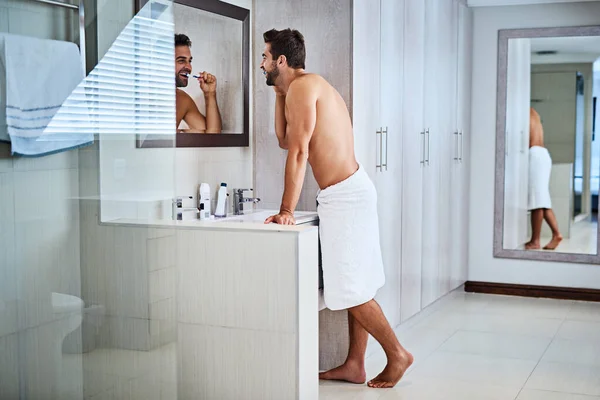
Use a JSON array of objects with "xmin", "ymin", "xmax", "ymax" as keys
[
  {"xmin": 264, "ymin": 211, "xmax": 296, "ymax": 225},
  {"xmin": 198, "ymin": 72, "xmax": 217, "ymax": 95}
]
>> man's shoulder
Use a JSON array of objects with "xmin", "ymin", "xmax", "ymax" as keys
[
  {"xmin": 176, "ymin": 88, "xmax": 193, "ymax": 101},
  {"xmin": 176, "ymin": 89, "xmax": 196, "ymax": 112},
  {"xmin": 288, "ymin": 74, "xmax": 325, "ymax": 97}
]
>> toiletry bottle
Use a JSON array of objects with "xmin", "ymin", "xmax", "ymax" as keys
[
  {"xmin": 215, "ymin": 182, "xmax": 228, "ymax": 218},
  {"xmin": 199, "ymin": 203, "xmax": 207, "ymax": 220},
  {"xmin": 199, "ymin": 183, "xmax": 211, "ymax": 217}
]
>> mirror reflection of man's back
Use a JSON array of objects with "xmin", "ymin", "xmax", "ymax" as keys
[
  {"xmin": 526, "ymin": 107, "xmax": 562, "ymax": 250},
  {"xmin": 529, "ymin": 107, "xmax": 545, "ymax": 148}
]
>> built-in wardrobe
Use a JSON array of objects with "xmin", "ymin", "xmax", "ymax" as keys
[{"xmin": 353, "ymin": 0, "xmax": 473, "ymax": 328}]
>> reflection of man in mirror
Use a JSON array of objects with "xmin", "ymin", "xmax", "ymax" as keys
[
  {"xmin": 260, "ymin": 28, "xmax": 413, "ymax": 388},
  {"xmin": 526, "ymin": 107, "xmax": 562, "ymax": 250},
  {"xmin": 174, "ymin": 34, "xmax": 222, "ymax": 134}
]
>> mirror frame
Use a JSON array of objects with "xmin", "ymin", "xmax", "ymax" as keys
[
  {"xmin": 135, "ymin": 0, "xmax": 250, "ymax": 148},
  {"xmin": 494, "ymin": 25, "xmax": 600, "ymax": 264}
]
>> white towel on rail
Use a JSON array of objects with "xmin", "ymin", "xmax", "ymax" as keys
[{"xmin": 0, "ymin": 32, "xmax": 92, "ymax": 156}]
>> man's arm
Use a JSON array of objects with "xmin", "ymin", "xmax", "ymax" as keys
[
  {"xmin": 199, "ymin": 72, "xmax": 222, "ymax": 134},
  {"xmin": 274, "ymin": 89, "xmax": 288, "ymax": 149},
  {"xmin": 279, "ymin": 79, "xmax": 317, "ymax": 216}
]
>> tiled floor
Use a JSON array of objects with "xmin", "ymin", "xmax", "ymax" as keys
[{"xmin": 320, "ymin": 291, "xmax": 600, "ymax": 400}]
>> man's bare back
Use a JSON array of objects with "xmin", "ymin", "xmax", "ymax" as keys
[
  {"xmin": 286, "ymin": 74, "xmax": 358, "ymax": 190},
  {"xmin": 530, "ymin": 107, "xmax": 544, "ymax": 148}
]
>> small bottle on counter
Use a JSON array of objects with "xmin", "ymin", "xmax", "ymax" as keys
[{"xmin": 214, "ymin": 182, "xmax": 228, "ymax": 218}]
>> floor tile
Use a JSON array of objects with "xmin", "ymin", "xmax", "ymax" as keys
[
  {"xmin": 408, "ymin": 351, "xmax": 538, "ymax": 389},
  {"xmin": 542, "ymin": 339, "xmax": 600, "ymax": 367},
  {"xmin": 481, "ymin": 296, "xmax": 573, "ymax": 319},
  {"xmin": 517, "ymin": 389, "xmax": 600, "ymax": 400},
  {"xmin": 525, "ymin": 362, "xmax": 600, "ymax": 396},
  {"xmin": 379, "ymin": 377, "xmax": 521, "ymax": 400},
  {"xmin": 556, "ymin": 320, "xmax": 600, "ymax": 342},
  {"xmin": 438, "ymin": 330, "xmax": 552, "ymax": 361},
  {"xmin": 566, "ymin": 302, "xmax": 600, "ymax": 323}
]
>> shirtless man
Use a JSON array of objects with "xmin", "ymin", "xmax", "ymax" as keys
[
  {"xmin": 526, "ymin": 107, "xmax": 562, "ymax": 250},
  {"xmin": 260, "ymin": 28, "xmax": 413, "ymax": 388},
  {"xmin": 174, "ymin": 34, "xmax": 222, "ymax": 134}
]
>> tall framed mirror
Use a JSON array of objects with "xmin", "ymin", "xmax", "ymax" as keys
[
  {"xmin": 494, "ymin": 25, "xmax": 600, "ymax": 264},
  {"xmin": 135, "ymin": 0, "xmax": 250, "ymax": 148}
]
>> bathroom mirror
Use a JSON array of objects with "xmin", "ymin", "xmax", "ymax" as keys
[
  {"xmin": 136, "ymin": 0, "xmax": 250, "ymax": 148},
  {"xmin": 494, "ymin": 25, "xmax": 600, "ymax": 264}
]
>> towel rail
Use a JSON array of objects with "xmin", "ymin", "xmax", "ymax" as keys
[{"xmin": 24, "ymin": 0, "xmax": 86, "ymax": 73}]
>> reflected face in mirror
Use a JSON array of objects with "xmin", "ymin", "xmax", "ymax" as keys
[
  {"xmin": 175, "ymin": 43, "xmax": 192, "ymax": 88},
  {"xmin": 502, "ymin": 34, "xmax": 600, "ymax": 255},
  {"xmin": 260, "ymin": 44, "xmax": 280, "ymax": 87}
]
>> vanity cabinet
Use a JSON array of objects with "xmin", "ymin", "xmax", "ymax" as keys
[{"xmin": 353, "ymin": 0, "xmax": 472, "ymax": 324}]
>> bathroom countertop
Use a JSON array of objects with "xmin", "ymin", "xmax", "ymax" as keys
[{"xmin": 103, "ymin": 210, "xmax": 319, "ymax": 234}]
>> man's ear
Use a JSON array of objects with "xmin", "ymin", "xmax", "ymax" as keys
[{"xmin": 277, "ymin": 55, "xmax": 287, "ymax": 67}]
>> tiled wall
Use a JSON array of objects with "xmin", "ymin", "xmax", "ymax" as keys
[
  {"xmin": 253, "ymin": 0, "xmax": 352, "ymax": 211},
  {"xmin": 0, "ymin": 151, "xmax": 82, "ymax": 398}
]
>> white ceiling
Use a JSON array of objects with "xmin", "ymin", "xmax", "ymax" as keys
[
  {"xmin": 529, "ymin": 36, "xmax": 600, "ymax": 64},
  {"xmin": 468, "ymin": 0, "xmax": 600, "ymax": 7}
]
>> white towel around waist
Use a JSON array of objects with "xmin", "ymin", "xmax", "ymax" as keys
[
  {"xmin": 316, "ymin": 164, "xmax": 385, "ymax": 311},
  {"xmin": 0, "ymin": 33, "xmax": 91, "ymax": 156},
  {"xmin": 528, "ymin": 146, "xmax": 553, "ymax": 210}
]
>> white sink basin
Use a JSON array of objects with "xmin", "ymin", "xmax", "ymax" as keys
[{"xmin": 215, "ymin": 209, "xmax": 318, "ymax": 225}]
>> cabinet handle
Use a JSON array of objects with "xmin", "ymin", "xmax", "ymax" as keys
[
  {"xmin": 382, "ymin": 126, "xmax": 388, "ymax": 171},
  {"xmin": 376, "ymin": 128, "xmax": 382, "ymax": 171},
  {"xmin": 453, "ymin": 131, "xmax": 459, "ymax": 161},
  {"xmin": 460, "ymin": 130, "xmax": 464, "ymax": 163},
  {"xmin": 420, "ymin": 131, "xmax": 426, "ymax": 165},
  {"xmin": 426, "ymin": 128, "xmax": 430, "ymax": 166}
]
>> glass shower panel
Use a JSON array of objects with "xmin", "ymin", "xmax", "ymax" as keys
[{"xmin": 0, "ymin": 1, "xmax": 177, "ymax": 399}]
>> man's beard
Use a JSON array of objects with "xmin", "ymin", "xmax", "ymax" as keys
[
  {"xmin": 265, "ymin": 65, "xmax": 280, "ymax": 86},
  {"xmin": 176, "ymin": 71, "xmax": 189, "ymax": 88}
]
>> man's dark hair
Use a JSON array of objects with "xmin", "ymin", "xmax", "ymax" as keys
[
  {"xmin": 175, "ymin": 33, "xmax": 192, "ymax": 47},
  {"xmin": 263, "ymin": 28, "xmax": 306, "ymax": 69}
]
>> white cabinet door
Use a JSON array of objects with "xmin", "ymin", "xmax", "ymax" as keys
[
  {"xmin": 375, "ymin": 0, "xmax": 404, "ymax": 328},
  {"xmin": 352, "ymin": 0, "xmax": 381, "ymax": 182},
  {"xmin": 400, "ymin": 0, "xmax": 426, "ymax": 322},
  {"xmin": 421, "ymin": 0, "xmax": 444, "ymax": 309},
  {"xmin": 436, "ymin": 0, "xmax": 459, "ymax": 299},
  {"xmin": 450, "ymin": 1, "xmax": 472, "ymax": 289}
]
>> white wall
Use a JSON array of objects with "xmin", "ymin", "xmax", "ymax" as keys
[{"xmin": 469, "ymin": 2, "xmax": 600, "ymax": 289}]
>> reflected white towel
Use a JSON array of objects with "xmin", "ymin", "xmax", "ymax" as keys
[
  {"xmin": 528, "ymin": 146, "xmax": 552, "ymax": 210},
  {"xmin": 0, "ymin": 33, "xmax": 91, "ymax": 156},
  {"xmin": 316, "ymin": 164, "xmax": 385, "ymax": 311}
]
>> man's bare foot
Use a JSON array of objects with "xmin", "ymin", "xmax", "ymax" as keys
[
  {"xmin": 319, "ymin": 360, "xmax": 366, "ymax": 384},
  {"xmin": 367, "ymin": 351, "xmax": 414, "ymax": 388},
  {"xmin": 543, "ymin": 234, "xmax": 563, "ymax": 250},
  {"xmin": 525, "ymin": 241, "xmax": 540, "ymax": 250}
]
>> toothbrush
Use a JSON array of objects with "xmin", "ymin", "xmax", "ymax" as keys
[{"xmin": 184, "ymin": 73, "xmax": 201, "ymax": 79}]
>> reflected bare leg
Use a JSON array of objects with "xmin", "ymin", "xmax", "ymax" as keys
[
  {"xmin": 525, "ymin": 209, "xmax": 544, "ymax": 249},
  {"xmin": 543, "ymin": 208, "xmax": 563, "ymax": 250}
]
